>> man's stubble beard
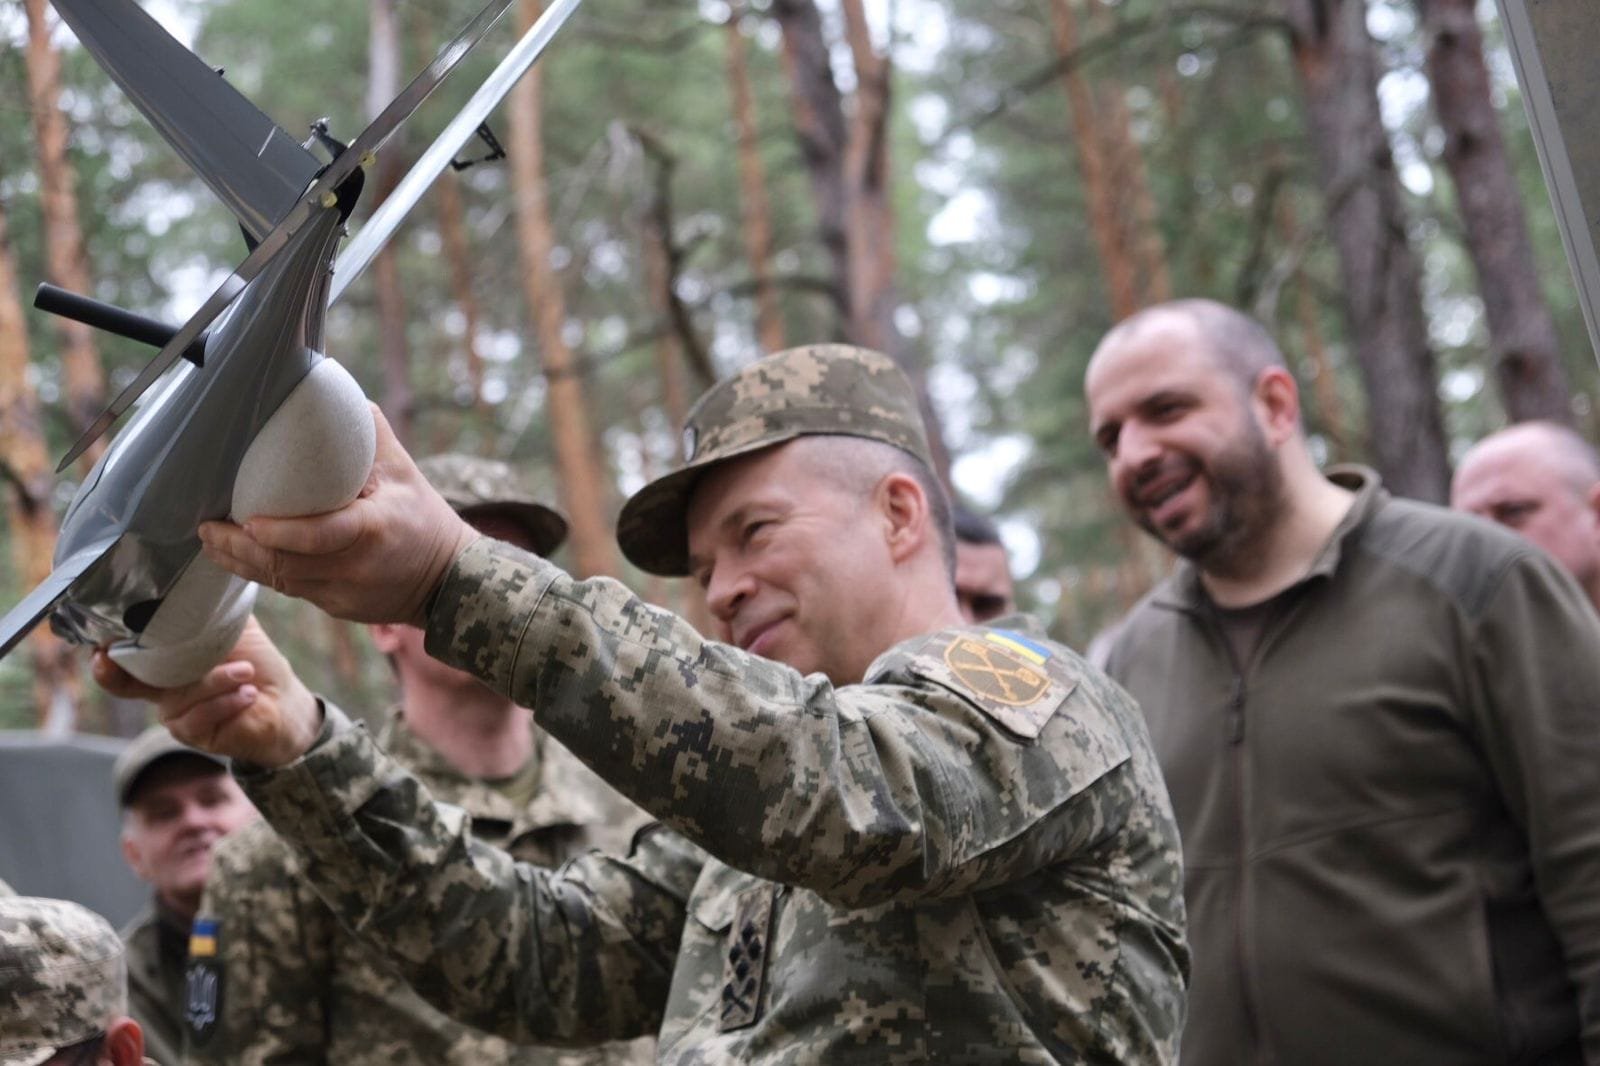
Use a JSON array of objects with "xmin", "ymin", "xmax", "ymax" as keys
[{"xmin": 1141, "ymin": 417, "xmax": 1287, "ymax": 578}]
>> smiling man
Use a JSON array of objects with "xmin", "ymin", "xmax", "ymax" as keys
[
  {"xmin": 99, "ymin": 344, "xmax": 1187, "ymax": 1063},
  {"xmin": 1087, "ymin": 298, "xmax": 1600, "ymax": 1066},
  {"xmin": 114, "ymin": 727, "xmax": 256, "ymax": 1066}
]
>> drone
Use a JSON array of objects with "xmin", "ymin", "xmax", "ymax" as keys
[{"xmin": 0, "ymin": 0, "xmax": 582, "ymax": 686}]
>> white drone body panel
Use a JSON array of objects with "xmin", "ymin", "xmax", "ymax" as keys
[{"xmin": 106, "ymin": 360, "xmax": 375, "ymax": 686}]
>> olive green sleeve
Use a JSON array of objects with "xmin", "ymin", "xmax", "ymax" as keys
[{"xmin": 1468, "ymin": 551, "xmax": 1600, "ymax": 1063}]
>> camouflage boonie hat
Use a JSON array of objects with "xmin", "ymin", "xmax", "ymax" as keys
[
  {"xmin": 416, "ymin": 454, "xmax": 568, "ymax": 556},
  {"xmin": 617, "ymin": 344, "xmax": 933, "ymax": 575},
  {"xmin": 0, "ymin": 897, "xmax": 125, "ymax": 1066}
]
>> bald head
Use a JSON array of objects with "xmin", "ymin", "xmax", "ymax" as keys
[
  {"xmin": 1453, "ymin": 421, "xmax": 1600, "ymax": 607},
  {"xmin": 1091, "ymin": 299, "xmax": 1288, "ymax": 400},
  {"xmin": 1460, "ymin": 422, "xmax": 1600, "ymax": 494}
]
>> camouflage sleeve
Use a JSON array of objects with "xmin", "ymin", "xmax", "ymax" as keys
[
  {"xmin": 234, "ymin": 707, "xmax": 702, "ymax": 1047},
  {"xmin": 426, "ymin": 538, "xmax": 1139, "ymax": 908},
  {"xmin": 187, "ymin": 822, "xmax": 334, "ymax": 1066}
]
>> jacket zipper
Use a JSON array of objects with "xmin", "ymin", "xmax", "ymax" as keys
[
  {"xmin": 1227, "ymin": 673, "xmax": 1262, "ymax": 1062},
  {"xmin": 1199, "ymin": 605, "xmax": 1262, "ymax": 1063},
  {"xmin": 1203, "ymin": 587, "xmax": 1310, "ymax": 1066}
]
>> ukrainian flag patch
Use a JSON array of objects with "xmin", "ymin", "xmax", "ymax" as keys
[
  {"xmin": 984, "ymin": 629, "xmax": 1052, "ymax": 665},
  {"xmin": 188, "ymin": 918, "xmax": 219, "ymax": 958}
]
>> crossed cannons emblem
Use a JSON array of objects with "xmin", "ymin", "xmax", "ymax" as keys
[{"xmin": 943, "ymin": 637, "xmax": 1050, "ymax": 707}]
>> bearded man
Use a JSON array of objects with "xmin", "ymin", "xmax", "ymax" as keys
[{"xmin": 1087, "ymin": 299, "xmax": 1600, "ymax": 1066}]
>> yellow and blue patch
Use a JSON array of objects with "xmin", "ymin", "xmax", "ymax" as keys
[
  {"xmin": 984, "ymin": 629, "xmax": 1053, "ymax": 665},
  {"xmin": 188, "ymin": 918, "xmax": 219, "ymax": 958},
  {"xmin": 186, "ymin": 917, "xmax": 223, "ymax": 1045}
]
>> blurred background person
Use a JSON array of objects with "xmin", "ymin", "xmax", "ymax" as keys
[
  {"xmin": 1452, "ymin": 420, "xmax": 1600, "ymax": 614},
  {"xmin": 0, "ymin": 894, "xmax": 150, "ymax": 1065},
  {"xmin": 185, "ymin": 455, "xmax": 652, "ymax": 1066},
  {"xmin": 952, "ymin": 505, "xmax": 1016, "ymax": 622},
  {"xmin": 114, "ymin": 727, "xmax": 256, "ymax": 1066}
]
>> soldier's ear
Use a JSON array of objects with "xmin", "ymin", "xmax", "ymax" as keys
[{"xmin": 878, "ymin": 472, "xmax": 929, "ymax": 565}]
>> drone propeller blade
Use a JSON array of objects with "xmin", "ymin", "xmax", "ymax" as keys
[
  {"xmin": 54, "ymin": 0, "xmax": 524, "ymax": 472},
  {"xmin": 330, "ymin": 0, "xmax": 585, "ymax": 305}
]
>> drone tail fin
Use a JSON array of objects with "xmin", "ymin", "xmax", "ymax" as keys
[
  {"xmin": 47, "ymin": 0, "xmax": 321, "ymax": 244},
  {"xmin": 0, "ymin": 535, "xmax": 120, "ymax": 663}
]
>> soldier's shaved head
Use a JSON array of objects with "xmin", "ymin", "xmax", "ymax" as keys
[
  {"xmin": 1091, "ymin": 298, "xmax": 1288, "ymax": 401},
  {"xmin": 790, "ymin": 435, "xmax": 957, "ymax": 578},
  {"xmin": 1468, "ymin": 421, "xmax": 1600, "ymax": 490},
  {"xmin": 1452, "ymin": 420, "xmax": 1600, "ymax": 610}
]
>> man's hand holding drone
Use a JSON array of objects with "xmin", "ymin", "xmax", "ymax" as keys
[{"xmin": 199, "ymin": 406, "xmax": 478, "ymax": 628}]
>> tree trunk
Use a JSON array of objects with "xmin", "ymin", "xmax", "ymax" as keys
[
  {"xmin": 1278, "ymin": 195, "xmax": 1350, "ymax": 458},
  {"xmin": 436, "ymin": 172, "xmax": 488, "ymax": 415},
  {"xmin": 725, "ymin": 7, "xmax": 785, "ymax": 355},
  {"xmin": 0, "ymin": 195, "xmax": 82, "ymax": 730},
  {"xmin": 770, "ymin": 0, "xmax": 851, "ymax": 322},
  {"xmin": 368, "ymin": 0, "xmax": 414, "ymax": 446},
  {"xmin": 408, "ymin": 8, "xmax": 488, "ymax": 419},
  {"xmin": 1281, "ymin": 0, "xmax": 1451, "ymax": 501},
  {"xmin": 508, "ymin": 0, "xmax": 619, "ymax": 579},
  {"xmin": 838, "ymin": 0, "xmax": 897, "ymax": 354},
  {"xmin": 769, "ymin": 0, "xmax": 952, "ymax": 482},
  {"xmin": 1049, "ymin": 0, "xmax": 1141, "ymax": 319},
  {"xmin": 1419, "ymin": 0, "xmax": 1570, "ymax": 423},
  {"xmin": 23, "ymin": 0, "xmax": 106, "ymax": 471}
]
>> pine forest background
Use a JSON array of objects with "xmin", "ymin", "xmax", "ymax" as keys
[{"xmin": 1, "ymin": 0, "xmax": 1595, "ymax": 732}]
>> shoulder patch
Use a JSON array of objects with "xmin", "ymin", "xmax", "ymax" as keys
[
  {"xmin": 184, "ymin": 918, "xmax": 223, "ymax": 1047},
  {"xmin": 916, "ymin": 628, "xmax": 1077, "ymax": 739}
]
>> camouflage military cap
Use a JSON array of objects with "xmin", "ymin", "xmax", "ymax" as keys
[
  {"xmin": 0, "ymin": 897, "xmax": 125, "ymax": 1066},
  {"xmin": 113, "ymin": 724, "xmax": 228, "ymax": 808},
  {"xmin": 416, "ymin": 453, "xmax": 568, "ymax": 556},
  {"xmin": 617, "ymin": 344, "xmax": 933, "ymax": 575}
]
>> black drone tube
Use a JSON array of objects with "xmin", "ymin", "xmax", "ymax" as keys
[
  {"xmin": 34, "ymin": 283, "xmax": 177, "ymax": 349},
  {"xmin": 35, "ymin": 283, "xmax": 206, "ymax": 367}
]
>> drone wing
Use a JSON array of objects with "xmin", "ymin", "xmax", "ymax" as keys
[
  {"xmin": 331, "ymin": 0, "xmax": 583, "ymax": 303},
  {"xmin": 47, "ymin": 0, "xmax": 321, "ymax": 245},
  {"xmin": 0, "ymin": 535, "xmax": 121, "ymax": 662},
  {"xmin": 1496, "ymin": 0, "xmax": 1600, "ymax": 368},
  {"xmin": 52, "ymin": 0, "xmax": 521, "ymax": 472}
]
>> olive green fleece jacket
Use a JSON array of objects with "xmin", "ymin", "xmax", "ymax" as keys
[{"xmin": 1107, "ymin": 467, "xmax": 1600, "ymax": 1066}]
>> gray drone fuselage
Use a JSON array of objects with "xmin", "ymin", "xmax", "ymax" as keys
[{"xmin": 49, "ymin": 209, "xmax": 341, "ymax": 650}]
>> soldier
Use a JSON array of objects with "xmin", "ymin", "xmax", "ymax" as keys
[
  {"xmin": 185, "ymin": 455, "xmax": 651, "ymax": 1065},
  {"xmin": 0, "ymin": 895, "xmax": 153, "ymax": 1065},
  {"xmin": 113, "ymin": 727, "xmax": 256, "ymax": 1066},
  {"xmin": 1452, "ymin": 420, "xmax": 1600, "ymax": 614},
  {"xmin": 1086, "ymin": 299, "xmax": 1600, "ymax": 1065},
  {"xmin": 952, "ymin": 506, "xmax": 1016, "ymax": 623},
  {"xmin": 101, "ymin": 345, "xmax": 1189, "ymax": 1062}
]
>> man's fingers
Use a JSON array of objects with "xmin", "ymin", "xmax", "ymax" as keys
[
  {"xmin": 161, "ymin": 685, "xmax": 260, "ymax": 751},
  {"xmin": 90, "ymin": 651, "xmax": 160, "ymax": 701},
  {"xmin": 199, "ymin": 520, "xmax": 281, "ymax": 583},
  {"xmin": 240, "ymin": 507, "xmax": 365, "ymax": 557}
]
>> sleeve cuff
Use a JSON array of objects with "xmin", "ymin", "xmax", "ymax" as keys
[{"xmin": 423, "ymin": 535, "xmax": 560, "ymax": 696}]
